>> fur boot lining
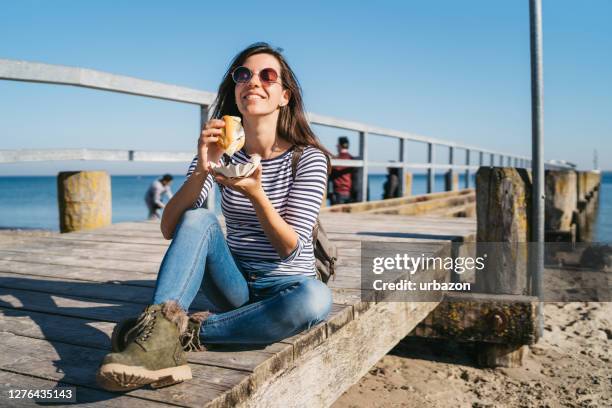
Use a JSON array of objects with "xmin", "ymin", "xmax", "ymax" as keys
[
  {"xmin": 161, "ymin": 300, "xmax": 189, "ymax": 334},
  {"xmin": 189, "ymin": 311, "xmax": 212, "ymax": 324}
]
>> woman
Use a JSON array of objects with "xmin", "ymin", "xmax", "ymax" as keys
[{"xmin": 96, "ymin": 42, "xmax": 333, "ymax": 392}]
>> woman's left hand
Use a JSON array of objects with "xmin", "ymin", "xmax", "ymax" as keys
[{"xmin": 211, "ymin": 163, "xmax": 263, "ymax": 199}]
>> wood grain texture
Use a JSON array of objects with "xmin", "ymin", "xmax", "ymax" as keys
[{"xmin": 238, "ymin": 301, "xmax": 440, "ymax": 408}]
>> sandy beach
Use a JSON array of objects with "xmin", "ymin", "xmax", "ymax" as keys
[{"xmin": 333, "ymin": 301, "xmax": 611, "ymax": 408}]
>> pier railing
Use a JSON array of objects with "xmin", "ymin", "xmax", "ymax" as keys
[{"xmin": 1, "ymin": 58, "xmax": 573, "ymax": 210}]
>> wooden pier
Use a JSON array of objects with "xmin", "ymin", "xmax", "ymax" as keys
[
  {"xmin": 0, "ymin": 58, "xmax": 599, "ymax": 407},
  {"xmin": 0, "ymin": 212, "xmax": 475, "ymax": 407}
]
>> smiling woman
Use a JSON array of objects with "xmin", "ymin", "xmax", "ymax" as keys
[{"xmin": 95, "ymin": 42, "xmax": 335, "ymax": 392}]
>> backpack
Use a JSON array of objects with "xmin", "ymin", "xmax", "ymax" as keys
[{"xmin": 291, "ymin": 146, "xmax": 338, "ymax": 284}]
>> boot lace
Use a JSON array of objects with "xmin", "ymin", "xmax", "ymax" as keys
[
  {"xmin": 180, "ymin": 326, "xmax": 202, "ymax": 352},
  {"xmin": 126, "ymin": 309, "xmax": 157, "ymax": 343}
]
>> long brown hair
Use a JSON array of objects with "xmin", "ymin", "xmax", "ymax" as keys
[{"xmin": 211, "ymin": 42, "xmax": 331, "ymax": 173}]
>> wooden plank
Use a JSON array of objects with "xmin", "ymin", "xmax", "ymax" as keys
[
  {"xmin": 322, "ymin": 190, "xmax": 466, "ymax": 213},
  {"xmin": 0, "ymin": 307, "xmax": 293, "ymax": 378},
  {"xmin": 0, "ymin": 287, "xmax": 144, "ymax": 322},
  {"xmin": 0, "ymin": 332, "xmax": 247, "ymax": 408},
  {"xmin": 366, "ymin": 192, "xmax": 475, "ymax": 216},
  {"xmin": 0, "ymin": 242, "xmax": 165, "ymax": 263},
  {"xmin": 325, "ymin": 303, "xmax": 354, "ymax": 337},
  {"xmin": 54, "ymin": 234, "xmax": 169, "ymax": 247},
  {"xmin": 70, "ymin": 228, "xmax": 165, "ymax": 239},
  {"xmin": 0, "ymin": 251, "xmax": 159, "ymax": 273},
  {"xmin": 0, "ymin": 272, "xmax": 208, "ymax": 310},
  {"xmin": 0, "ymin": 370, "xmax": 169, "ymax": 407},
  {"xmin": 0, "ymin": 259, "xmax": 156, "ymax": 284},
  {"xmin": 103, "ymin": 221, "xmax": 163, "ymax": 231},
  {"xmin": 240, "ymin": 301, "xmax": 440, "ymax": 408},
  {"xmin": 0, "ymin": 236, "xmax": 168, "ymax": 255}
]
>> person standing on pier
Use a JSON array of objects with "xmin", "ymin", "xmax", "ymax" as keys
[
  {"xmin": 144, "ymin": 174, "xmax": 174, "ymax": 220},
  {"xmin": 383, "ymin": 166, "xmax": 401, "ymax": 199},
  {"xmin": 97, "ymin": 42, "xmax": 333, "ymax": 392},
  {"xmin": 330, "ymin": 136, "xmax": 354, "ymax": 204}
]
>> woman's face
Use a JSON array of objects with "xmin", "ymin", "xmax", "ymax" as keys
[{"xmin": 234, "ymin": 53, "xmax": 290, "ymax": 118}]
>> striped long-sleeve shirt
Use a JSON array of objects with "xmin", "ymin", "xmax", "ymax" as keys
[{"xmin": 185, "ymin": 145, "xmax": 328, "ymax": 278}]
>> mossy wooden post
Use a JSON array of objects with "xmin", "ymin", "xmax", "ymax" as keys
[
  {"xmin": 575, "ymin": 171, "xmax": 588, "ymax": 241},
  {"xmin": 57, "ymin": 171, "xmax": 112, "ymax": 233},
  {"xmin": 575, "ymin": 171, "xmax": 601, "ymax": 242},
  {"xmin": 475, "ymin": 166, "xmax": 532, "ymax": 367},
  {"xmin": 444, "ymin": 170, "xmax": 459, "ymax": 191},
  {"xmin": 545, "ymin": 170, "xmax": 577, "ymax": 243},
  {"xmin": 583, "ymin": 171, "xmax": 601, "ymax": 241}
]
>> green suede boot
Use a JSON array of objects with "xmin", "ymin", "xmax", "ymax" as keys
[
  {"xmin": 97, "ymin": 301, "xmax": 192, "ymax": 391},
  {"xmin": 111, "ymin": 311, "xmax": 211, "ymax": 353}
]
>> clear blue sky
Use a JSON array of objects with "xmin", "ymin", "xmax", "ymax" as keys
[{"xmin": 1, "ymin": 0, "xmax": 610, "ymax": 175}]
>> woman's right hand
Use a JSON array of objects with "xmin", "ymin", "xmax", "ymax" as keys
[{"xmin": 196, "ymin": 118, "xmax": 226, "ymax": 173}]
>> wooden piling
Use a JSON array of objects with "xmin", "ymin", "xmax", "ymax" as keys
[
  {"xmin": 475, "ymin": 167, "xmax": 531, "ymax": 295},
  {"xmin": 474, "ymin": 166, "xmax": 534, "ymax": 367},
  {"xmin": 575, "ymin": 170, "xmax": 602, "ymax": 242},
  {"xmin": 57, "ymin": 171, "xmax": 112, "ymax": 233},
  {"xmin": 545, "ymin": 170, "xmax": 577, "ymax": 243}
]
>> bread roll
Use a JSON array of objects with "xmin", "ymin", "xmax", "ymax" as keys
[{"xmin": 218, "ymin": 115, "xmax": 245, "ymax": 156}]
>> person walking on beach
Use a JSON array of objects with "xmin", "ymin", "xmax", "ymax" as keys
[
  {"xmin": 144, "ymin": 174, "xmax": 174, "ymax": 220},
  {"xmin": 330, "ymin": 136, "xmax": 354, "ymax": 204},
  {"xmin": 96, "ymin": 42, "xmax": 333, "ymax": 391}
]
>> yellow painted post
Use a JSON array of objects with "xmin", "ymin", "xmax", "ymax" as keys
[
  {"xmin": 403, "ymin": 171, "xmax": 413, "ymax": 197},
  {"xmin": 57, "ymin": 171, "xmax": 112, "ymax": 233}
]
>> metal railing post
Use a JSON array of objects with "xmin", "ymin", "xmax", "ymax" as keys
[
  {"xmin": 200, "ymin": 105, "xmax": 215, "ymax": 212},
  {"xmin": 465, "ymin": 149, "xmax": 470, "ymax": 188},
  {"xmin": 427, "ymin": 143, "xmax": 435, "ymax": 193},
  {"xmin": 529, "ymin": 0, "xmax": 544, "ymax": 336},
  {"xmin": 445, "ymin": 146, "xmax": 455, "ymax": 191},
  {"xmin": 399, "ymin": 138, "xmax": 407, "ymax": 196}
]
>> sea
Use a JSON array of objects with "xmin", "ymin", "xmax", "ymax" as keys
[{"xmin": 1, "ymin": 172, "xmax": 610, "ymax": 242}]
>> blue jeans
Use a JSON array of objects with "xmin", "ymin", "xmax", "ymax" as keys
[{"xmin": 152, "ymin": 208, "xmax": 333, "ymax": 345}]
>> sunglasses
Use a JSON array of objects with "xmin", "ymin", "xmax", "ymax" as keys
[{"xmin": 231, "ymin": 66, "xmax": 280, "ymax": 85}]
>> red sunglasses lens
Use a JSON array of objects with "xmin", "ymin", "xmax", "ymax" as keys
[{"xmin": 260, "ymin": 68, "xmax": 278, "ymax": 83}]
